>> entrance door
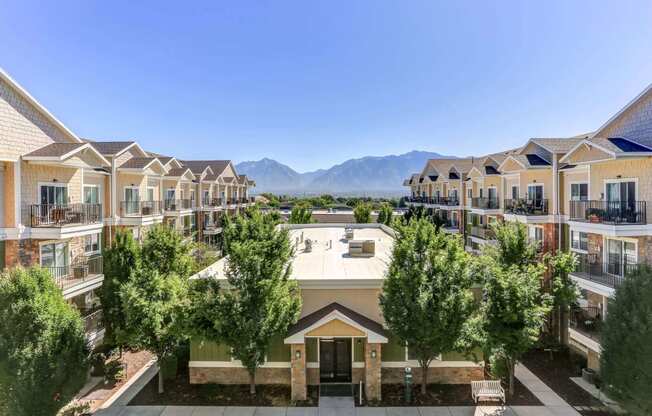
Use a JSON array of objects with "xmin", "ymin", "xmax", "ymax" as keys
[{"xmin": 319, "ymin": 338, "xmax": 352, "ymax": 383}]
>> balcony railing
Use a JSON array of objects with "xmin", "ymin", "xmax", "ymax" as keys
[
  {"xmin": 569, "ymin": 200, "xmax": 646, "ymax": 225},
  {"xmin": 570, "ymin": 306, "xmax": 602, "ymax": 341},
  {"xmin": 504, "ymin": 199, "xmax": 549, "ymax": 215},
  {"xmin": 120, "ymin": 200, "xmax": 162, "ymax": 217},
  {"xmin": 29, "ymin": 203, "xmax": 102, "ymax": 227},
  {"xmin": 471, "ymin": 197, "xmax": 500, "ymax": 210},
  {"xmin": 80, "ymin": 307, "xmax": 104, "ymax": 337},
  {"xmin": 433, "ymin": 196, "xmax": 460, "ymax": 206},
  {"xmin": 164, "ymin": 199, "xmax": 194, "ymax": 211},
  {"xmin": 571, "ymin": 253, "xmax": 640, "ymax": 288},
  {"xmin": 469, "ymin": 226, "xmax": 494, "ymax": 240},
  {"xmin": 46, "ymin": 255, "xmax": 103, "ymax": 291}
]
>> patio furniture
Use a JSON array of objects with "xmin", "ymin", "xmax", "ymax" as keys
[{"xmin": 471, "ymin": 380, "xmax": 505, "ymax": 404}]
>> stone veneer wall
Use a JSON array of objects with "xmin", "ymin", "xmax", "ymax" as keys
[
  {"xmin": 4, "ymin": 239, "xmax": 40, "ymax": 268},
  {"xmin": 381, "ymin": 366, "xmax": 484, "ymax": 384},
  {"xmin": 189, "ymin": 367, "xmax": 290, "ymax": 385}
]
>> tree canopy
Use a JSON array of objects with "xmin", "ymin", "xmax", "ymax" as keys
[
  {"xmin": 288, "ymin": 202, "xmax": 314, "ymax": 224},
  {"xmin": 0, "ymin": 268, "xmax": 89, "ymax": 416},
  {"xmin": 380, "ymin": 219, "xmax": 476, "ymax": 394},
  {"xmin": 601, "ymin": 267, "xmax": 652, "ymax": 416},
  {"xmin": 353, "ymin": 202, "xmax": 372, "ymax": 223},
  {"xmin": 141, "ymin": 224, "xmax": 194, "ymax": 277},
  {"xmin": 376, "ymin": 203, "xmax": 393, "ymax": 226}
]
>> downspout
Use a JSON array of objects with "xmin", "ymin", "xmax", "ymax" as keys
[{"xmin": 552, "ymin": 153, "xmax": 560, "ymax": 253}]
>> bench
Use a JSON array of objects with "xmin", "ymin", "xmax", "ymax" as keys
[{"xmin": 471, "ymin": 380, "xmax": 505, "ymax": 404}]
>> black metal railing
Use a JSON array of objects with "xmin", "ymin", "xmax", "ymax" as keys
[
  {"xmin": 569, "ymin": 200, "xmax": 646, "ymax": 224},
  {"xmin": 570, "ymin": 306, "xmax": 602, "ymax": 340},
  {"xmin": 80, "ymin": 307, "xmax": 104, "ymax": 336},
  {"xmin": 120, "ymin": 200, "xmax": 162, "ymax": 216},
  {"xmin": 29, "ymin": 203, "xmax": 102, "ymax": 227},
  {"xmin": 164, "ymin": 199, "xmax": 194, "ymax": 211},
  {"xmin": 46, "ymin": 255, "xmax": 103, "ymax": 291},
  {"xmin": 572, "ymin": 253, "xmax": 640, "ymax": 288},
  {"xmin": 470, "ymin": 226, "xmax": 494, "ymax": 240},
  {"xmin": 433, "ymin": 196, "xmax": 460, "ymax": 206},
  {"xmin": 504, "ymin": 199, "xmax": 549, "ymax": 215},
  {"xmin": 471, "ymin": 197, "xmax": 500, "ymax": 210}
]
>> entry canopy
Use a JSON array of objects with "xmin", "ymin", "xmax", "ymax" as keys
[{"xmin": 284, "ymin": 302, "xmax": 388, "ymax": 344}]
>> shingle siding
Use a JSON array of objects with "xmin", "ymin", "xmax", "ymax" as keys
[{"xmin": 600, "ymin": 91, "xmax": 652, "ymax": 148}]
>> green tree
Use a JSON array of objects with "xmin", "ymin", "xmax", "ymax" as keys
[
  {"xmin": 288, "ymin": 203, "xmax": 314, "ymax": 224},
  {"xmin": 100, "ymin": 229, "xmax": 140, "ymax": 348},
  {"xmin": 353, "ymin": 202, "xmax": 372, "ymax": 223},
  {"xmin": 483, "ymin": 221, "xmax": 538, "ymax": 267},
  {"xmin": 141, "ymin": 224, "xmax": 194, "ymax": 278},
  {"xmin": 120, "ymin": 268, "xmax": 189, "ymax": 394},
  {"xmin": 544, "ymin": 251, "xmax": 578, "ymax": 345},
  {"xmin": 601, "ymin": 267, "xmax": 652, "ymax": 416},
  {"xmin": 380, "ymin": 219, "xmax": 476, "ymax": 394},
  {"xmin": 376, "ymin": 203, "xmax": 393, "ymax": 226},
  {"xmin": 0, "ymin": 268, "xmax": 89, "ymax": 416},
  {"xmin": 211, "ymin": 212, "xmax": 301, "ymax": 394}
]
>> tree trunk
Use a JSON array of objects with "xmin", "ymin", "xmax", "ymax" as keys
[
  {"xmin": 158, "ymin": 364, "xmax": 165, "ymax": 394},
  {"xmin": 507, "ymin": 358, "xmax": 515, "ymax": 398},
  {"xmin": 249, "ymin": 370, "xmax": 256, "ymax": 395},
  {"xmin": 560, "ymin": 305, "xmax": 569, "ymax": 346},
  {"xmin": 421, "ymin": 363, "xmax": 428, "ymax": 395}
]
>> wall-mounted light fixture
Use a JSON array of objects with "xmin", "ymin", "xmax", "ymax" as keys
[
  {"xmin": 617, "ymin": 175, "xmax": 622, "ymax": 179},
  {"xmin": 52, "ymin": 178, "xmax": 58, "ymax": 182},
  {"xmin": 295, "ymin": 350, "xmax": 301, "ymax": 359},
  {"xmin": 370, "ymin": 350, "xmax": 377, "ymax": 359}
]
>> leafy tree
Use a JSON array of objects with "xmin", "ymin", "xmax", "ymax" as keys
[
  {"xmin": 100, "ymin": 229, "xmax": 140, "ymax": 348},
  {"xmin": 376, "ymin": 203, "xmax": 393, "ymax": 226},
  {"xmin": 222, "ymin": 207, "xmax": 282, "ymax": 254},
  {"xmin": 483, "ymin": 221, "xmax": 538, "ymax": 267},
  {"xmin": 120, "ymin": 268, "xmax": 189, "ymax": 393},
  {"xmin": 288, "ymin": 203, "xmax": 314, "ymax": 224},
  {"xmin": 210, "ymin": 212, "xmax": 301, "ymax": 394},
  {"xmin": 0, "ymin": 268, "xmax": 89, "ymax": 416},
  {"xmin": 141, "ymin": 224, "xmax": 194, "ymax": 278},
  {"xmin": 353, "ymin": 202, "xmax": 372, "ymax": 223},
  {"xmin": 544, "ymin": 251, "xmax": 578, "ymax": 345},
  {"xmin": 601, "ymin": 267, "xmax": 652, "ymax": 416},
  {"xmin": 380, "ymin": 219, "xmax": 476, "ymax": 394},
  {"xmin": 401, "ymin": 205, "xmax": 427, "ymax": 224}
]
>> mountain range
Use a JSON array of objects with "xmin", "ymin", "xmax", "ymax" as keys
[{"xmin": 235, "ymin": 150, "xmax": 450, "ymax": 196}]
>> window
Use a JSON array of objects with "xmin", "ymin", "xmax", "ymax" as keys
[
  {"xmin": 511, "ymin": 185, "xmax": 519, "ymax": 200},
  {"xmin": 40, "ymin": 184, "xmax": 68, "ymax": 206},
  {"xmin": 606, "ymin": 239, "xmax": 637, "ymax": 276},
  {"xmin": 570, "ymin": 183, "xmax": 588, "ymax": 201},
  {"xmin": 203, "ymin": 190, "xmax": 210, "ymax": 203},
  {"xmin": 528, "ymin": 226, "xmax": 543, "ymax": 244},
  {"xmin": 487, "ymin": 187, "xmax": 497, "ymax": 200},
  {"xmin": 124, "ymin": 187, "xmax": 140, "ymax": 215},
  {"xmin": 179, "ymin": 189, "xmax": 185, "ymax": 200},
  {"xmin": 467, "ymin": 188, "xmax": 472, "ymax": 200},
  {"xmin": 85, "ymin": 233, "xmax": 101, "ymax": 254},
  {"xmin": 147, "ymin": 187, "xmax": 156, "ymax": 201},
  {"xmin": 190, "ymin": 190, "xmax": 196, "ymax": 202},
  {"xmin": 479, "ymin": 188, "xmax": 484, "ymax": 198},
  {"xmin": 40, "ymin": 242, "xmax": 68, "ymax": 272},
  {"xmin": 528, "ymin": 184, "xmax": 543, "ymax": 202},
  {"xmin": 84, "ymin": 185, "xmax": 99, "ymax": 204},
  {"xmin": 166, "ymin": 189, "xmax": 176, "ymax": 201},
  {"xmin": 570, "ymin": 231, "xmax": 588, "ymax": 251},
  {"xmin": 450, "ymin": 189, "xmax": 458, "ymax": 200}
]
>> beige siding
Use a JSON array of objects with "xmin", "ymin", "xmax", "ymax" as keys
[
  {"xmin": 565, "ymin": 144, "xmax": 612, "ymax": 164},
  {"xmin": 517, "ymin": 169, "xmax": 553, "ymax": 200},
  {"xmin": 0, "ymin": 78, "xmax": 74, "ymax": 161},
  {"xmin": 116, "ymin": 173, "xmax": 146, "ymax": 202},
  {"xmin": 300, "ymin": 288, "xmax": 383, "ymax": 324},
  {"xmin": 560, "ymin": 170, "xmax": 589, "ymax": 215},
  {"xmin": 20, "ymin": 162, "xmax": 82, "ymax": 213},
  {"xmin": 599, "ymin": 89, "xmax": 652, "ymax": 144},
  {"xmin": 3, "ymin": 162, "xmax": 15, "ymax": 227}
]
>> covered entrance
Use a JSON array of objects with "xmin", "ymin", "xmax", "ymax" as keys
[{"xmin": 319, "ymin": 338, "xmax": 352, "ymax": 383}]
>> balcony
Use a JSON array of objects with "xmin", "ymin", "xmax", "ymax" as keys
[
  {"xmin": 164, "ymin": 199, "xmax": 195, "ymax": 211},
  {"xmin": 29, "ymin": 203, "xmax": 102, "ymax": 227},
  {"xmin": 570, "ymin": 306, "xmax": 602, "ymax": 342},
  {"xmin": 571, "ymin": 253, "xmax": 640, "ymax": 289},
  {"xmin": 433, "ymin": 196, "xmax": 460, "ymax": 206},
  {"xmin": 471, "ymin": 197, "xmax": 499, "ymax": 210},
  {"xmin": 202, "ymin": 198, "xmax": 223, "ymax": 208},
  {"xmin": 46, "ymin": 255, "xmax": 103, "ymax": 292},
  {"xmin": 469, "ymin": 226, "xmax": 494, "ymax": 240},
  {"xmin": 569, "ymin": 200, "xmax": 646, "ymax": 225},
  {"xmin": 504, "ymin": 199, "xmax": 549, "ymax": 215},
  {"xmin": 80, "ymin": 307, "xmax": 104, "ymax": 346},
  {"xmin": 120, "ymin": 200, "xmax": 162, "ymax": 217}
]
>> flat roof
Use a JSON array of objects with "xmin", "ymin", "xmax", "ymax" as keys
[{"xmin": 200, "ymin": 224, "xmax": 394, "ymax": 286}]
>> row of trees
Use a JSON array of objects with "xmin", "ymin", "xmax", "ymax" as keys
[
  {"xmin": 381, "ymin": 218, "xmax": 577, "ymax": 396},
  {"xmin": 260, "ymin": 193, "xmax": 403, "ymax": 210}
]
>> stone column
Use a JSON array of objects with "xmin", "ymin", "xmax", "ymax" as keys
[
  {"xmin": 365, "ymin": 342, "xmax": 382, "ymax": 401},
  {"xmin": 290, "ymin": 343, "xmax": 307, "ymax": 401}
]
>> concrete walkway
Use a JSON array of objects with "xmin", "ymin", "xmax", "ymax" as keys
[{"xmin": 514, "ymin": 363, "xmax": 581, "ymax": 416}]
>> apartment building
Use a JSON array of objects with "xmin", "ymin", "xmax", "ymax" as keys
[
  {"xmin": 0, "ymin": 69, "xmax": 255, "ymax": 347},
  {"xmin": 403, "ymin": 83, "xmax": 652, "ymax": 372}
]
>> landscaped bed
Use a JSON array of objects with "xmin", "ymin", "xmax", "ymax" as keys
[
  {"xmin": 360, "ymin": 380, "xmax": 542, "ymax": 407},
  {"xmin": 128, "ymin": 367, "xmax": 318, "ymax": 407},
  {"xmin": 521, "ymin": 348, "xmax": 614, "ymax": 415}
]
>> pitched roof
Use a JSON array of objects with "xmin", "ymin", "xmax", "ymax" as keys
[
  {"xmin": 23, "ymin": 142, "xmax": 86, "ymax": 157},
  {"xmin": 165, "ymin": 167, "xmax": 194, "ymax": 178},
  {"xmin": 181, "ymin": 160, "xmax": 231, "ymax": 176},
  {"xmin": 119, "ymin": 157, "xmax": 159, "ymax": 169},
  {"xmin": 87, "ymin": 140, "xmax": 137, "ymax": 156},
  {"xmin": 286, "ymin": 302, "xmax": 386, "ymax": 338},
  {"xmin": 528, "ymin": 138, "xmax": 583, "ymax": 154},
  {"xmin": 236, "ymin": 175, "xmax": 248, "ymax": 185}
]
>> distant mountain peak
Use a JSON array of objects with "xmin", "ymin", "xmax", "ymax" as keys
[{"xmin": 235, "ymin": 150, "xmax": 451, "ymax": 196}]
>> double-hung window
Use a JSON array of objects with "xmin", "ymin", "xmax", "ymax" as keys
[
  {"xmin": 85, "ymin": 233, "xmax": 101, "ymax": 255},
  {"xmin": 40, "ymin": 242, "xmax": 69, "ymax": 279},
  {"xmin": 570, "ymin": 183, "xmax": 588, "ymax": 201},
  {"xmin": 83, "ymin": 185, "xmax": 99, "ymax": 204},
  {"xmin": 570, "ymin": 231, "xmax": 588, "ymax": 252}
]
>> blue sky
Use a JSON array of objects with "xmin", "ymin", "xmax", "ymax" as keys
[{"xmin": 1, "ymin": 1, "xmax": 651, "ymax": 172}]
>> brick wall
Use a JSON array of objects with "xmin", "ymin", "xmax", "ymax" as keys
[
  {"xmin": 381, "ymin": 366, "xmax": 484, "ymax": 384},
  {"xmin": 4, "ymin": 239, "xmax": 40, "ymax": 268},
  {"xmin": 189, "ymin": 367, "xmax": 291, "ymax": 385}
]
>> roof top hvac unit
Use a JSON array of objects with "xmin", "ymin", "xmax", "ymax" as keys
[{"xmin": 348, "ymin": 240, "xmax": 375, "ymax": 257}]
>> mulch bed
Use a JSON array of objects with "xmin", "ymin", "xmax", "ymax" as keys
[
  {"xmin": 521, "ymin": 349, "xmax": 617, "ymax": 415},
  {"xmin": 128, "ymin": 367, "xmax": 318, "ymax": 407},
  {"xmin": 363, "ymin": 380, "xmax": 542, "ymax": 407}
]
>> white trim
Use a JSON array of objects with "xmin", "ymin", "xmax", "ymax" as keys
[
  {"xmin": 14, "ymin": 161, "xmax": 21, "ymax": 228},
  {"xmin": 381, "ymin": 361, "xmax": 482, "ymax": 368},
  {"xmin": 284, "ymin": 310, "xmax": 388, "ymax": 344},
  {"xmin": 571, "ymin": 274, "xmax": 616, "ymax": 298},
  {"xmin": 568, "ymin": 221, "xmax": 652, "ymax": 237},
  {"xmin": 603, "ymin": 177, "xmax": 639, "ymax": 201},
  {"xmin": 559, "ymin": 140, "xmax": 616, "ymax": 164},
  {"xmin": 569, "ymin": 328, "xmax": 601, "ymax": 353}
]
